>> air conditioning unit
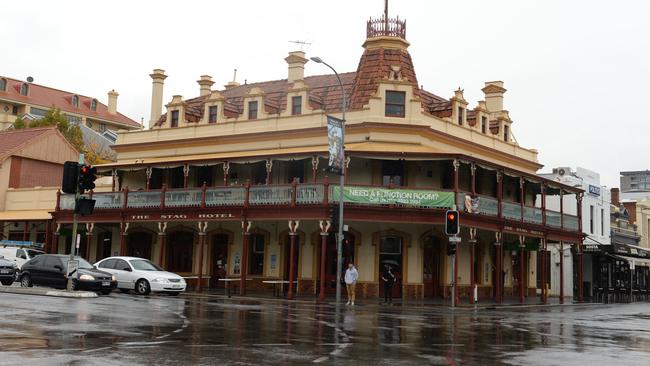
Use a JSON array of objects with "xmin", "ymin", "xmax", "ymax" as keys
[{"xmin": 553, "ymin": 167, "xmax": 571, "ymax": 176}]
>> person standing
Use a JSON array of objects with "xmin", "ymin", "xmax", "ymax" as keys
[
  {"xmin": 344, "ymin": 263, "xmax": 359, "ymax": 305},
  {"xmin": 381, "ymin": 264, "xmax": 396, "ymax": 304}
]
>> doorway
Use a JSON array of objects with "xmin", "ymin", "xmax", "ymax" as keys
[
  {"xmin": 167, "ymin": 231, "xmax": 194, "ymax": 273},
  {"xmin": 95, "ymin": 231, "xmax": 113, "ymax": 261},
  {"xmin": 210, "ymin": 233, "xmax": 229, "ymax": 289},
  {"xmin": 422, "ymin": 234, "xmax": 442, "ymax": 298},
  {"xmin": 324, "ymin": 232, "xmax": 356, "ymax": 294},
  {"xmin": 379, "ymin": 235, "xmax": 403, "ymax": 299},
  {"xmin": 127, "ymin": 232, "xmax": 153, "ymax": 259}
]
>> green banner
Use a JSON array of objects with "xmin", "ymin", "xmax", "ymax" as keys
[{"xmin": 331, "ymin": 186, "xmax": 454, "ymax": 208}]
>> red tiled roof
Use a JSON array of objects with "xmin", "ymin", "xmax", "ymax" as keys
[
  {"xmin": 0, "ymin": 127, "xmax": 66, "ymax": 161},
  {"xmin": 0, "ymin": 76, "xmax": 140, "ymax": 129}
]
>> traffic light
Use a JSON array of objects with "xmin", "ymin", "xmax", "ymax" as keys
[
  {"xmin": 445, "ymin": 210, "xmax": 460, "ymax": 236},
  {"xmin": 447, "ymin": 242, "xmax": 457, "ymax": 256},
  {"xmin": 78, "ymin": 165, "xmax": 97, "ymax": 193},
  {"xmin": 75, "ymin": 197, "xmax": 96, "ymax": 215},
  {"xmin": 62, "ymin": 161, "xmax": 80, "ymax": 194}
]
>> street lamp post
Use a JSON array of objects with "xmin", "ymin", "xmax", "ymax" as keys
[{"xmin": 311, "ymin": 56, "xmax": 346, "ymax": 305}]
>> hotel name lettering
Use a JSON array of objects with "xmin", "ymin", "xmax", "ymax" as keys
[{"xmin": 129, "ymin": 213, "xmax": 235, "ymax": 221}]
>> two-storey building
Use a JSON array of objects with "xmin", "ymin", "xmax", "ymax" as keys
[{"xmin": 51, "ymin": 13, "xmax": 584, "ymax": 303}]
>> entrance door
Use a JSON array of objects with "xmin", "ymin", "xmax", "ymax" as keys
[
  {"xmin": 423, "ymin": 235, "xmax": 441, "ymax": 298},
  {"xmin": 283, "ymin": 235, "xmax": 301, "ymax": 294},
  {"xmin": 96, "ymin": 231, "xmax": 112, "ymax": 261},
  {"xmin": 167, "ymin": 231, "xmax": 194, "ymax": 273},
  {"xmin": 324, "ymin": 233, "xmax": 355, "ymax": 294},
  {"xmin": 127, "ymin": 232, "xmax": 153, "ymax": 259},
  {"xmin": 379, "ymin": 235, "xmax": 403, "ymax": 299},
  {"xmin": 211, "ymin": 234, "xmax": 229, "ymax": 289}
]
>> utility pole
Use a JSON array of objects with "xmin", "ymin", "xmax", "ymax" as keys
[{"xmin": 66, "ymin": 153, "xmax": 84, "ymax": 291}]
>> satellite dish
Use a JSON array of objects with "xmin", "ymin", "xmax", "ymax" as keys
[{"xmin": 26, "ymin": 76, "xmax": 34, "ymax": 83}]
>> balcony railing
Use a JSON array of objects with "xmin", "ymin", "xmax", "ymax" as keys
[
  {"xmin": 502, "ymin": 201, "xmax": 522, "ymax": 221},
  {"xmin": 56, "ymin": 183, "xmax": 580, "ymax": 232}
]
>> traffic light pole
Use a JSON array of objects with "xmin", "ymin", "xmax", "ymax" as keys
[{"xmin": 66, "ymin": 153, "xmax": 84, "ymax": 292}]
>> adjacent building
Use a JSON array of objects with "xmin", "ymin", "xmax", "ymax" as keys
[
  {"xmin": 0, "ymin": 75, "xmax": 141, "ymax": 135},
  {"xmin": 620, "ymin": 170, "xmax": 650, "ymax": 201},
  {"xmin": 51, "ymin": 11, "xmax": 584, "ymax": 303}
]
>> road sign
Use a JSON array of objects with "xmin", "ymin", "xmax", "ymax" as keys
[
  {"xmin": 67, "ymin": 260, "xmax": 79, "ymax": 278},
  {"xmin": 448, "ymin": 236, "xmax": 461, "ymax": 243}
]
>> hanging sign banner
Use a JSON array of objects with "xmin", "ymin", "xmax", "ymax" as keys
[
  {"xmin": 327, "ymin": 115, "xmax": 344, "ymax": 175},
  {"xmin": 331, "ymin": 186, "xmax": 455, "ymax": 208}
]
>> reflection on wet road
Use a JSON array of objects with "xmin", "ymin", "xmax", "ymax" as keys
[{"xmin": 1, "ymin": 292, "xmax": 650, "ymax": 365}]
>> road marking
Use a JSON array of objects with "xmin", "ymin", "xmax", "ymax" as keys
[
  {"xmin": 312, "ymin": 356, "xmax": 329, "ymax": 363},
  {"xmin": 82, "ymin": 346, "xmax": 113, "ymax": 353}
]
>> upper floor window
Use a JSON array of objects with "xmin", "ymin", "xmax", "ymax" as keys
[
  {"xmin": 91, "ymin": 99, "xmax": 97, "ymax": 111},
  {"xmin": 481, "ymin": 116, "xmax": 487, "ymax": 134},
  {"xmin": 248, "ymin": 101, "xmax": 258, "ymax": 120},
  {"xmin": 20, "ymin": 83, "xmax": 28, "ymax": 96},
  {"xmin": 171, "ymin": 110, "xmax": 179, "ymax": 128},
  {"xmin": 0, "ymin": 78, "xmax": 6, "ymax": 91},
  {"xmin": 208, "ymin": 106, "xmax": 218, "ymax": 124},
  {"xmin": 291, "ymin": 96, "xmax": 302, "ymax": 115},
  {"xmin": 382, "ymin": 160, "xmax": 404, "ymax": 186},
  {"xmin": 503, "ymin": 124, "xmax": 509, "ymax": 142},
  {"xmin": 72, "ymin": 95, "xmax": 79, "ymax": 108},
  {"xmin": 385, "ymin": 91, "xmax": 405, "ymax": 117},
  {"xmin": 457, "ymin": 107, "xmax": 464, "ymax": 125},
  {"xmin": 11, "ymin": 105, "xmax": 19, "ymax": 115},
  {"xmin": 99, "ymin": 123, "xmax": 107, "ymax": 132}
]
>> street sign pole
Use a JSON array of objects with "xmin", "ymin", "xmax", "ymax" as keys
[{"xmin": 67, "ymin": 153, "xmax": 84, "ymax": 292}]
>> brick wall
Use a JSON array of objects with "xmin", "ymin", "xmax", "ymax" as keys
[{"xmin": 9, "ymin": 157, "xmax": 63, "ymax": 188}]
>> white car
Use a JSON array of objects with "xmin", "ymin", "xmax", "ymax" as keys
[
  {"xmin": 0, "ymin": 247, "xmax": 44, "ymax": 270},
  {"xmin": 94, "ymin": 256, "xmax": 186, "ymax": 296}
]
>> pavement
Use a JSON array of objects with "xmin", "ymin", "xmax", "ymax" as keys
[
  {"xmin": 1, "ymin": 289, "xmax": 650, "ymax": 365},
  {"xmin": 0, "ymin": 285, "xmax": 98, "ymax": 298}
]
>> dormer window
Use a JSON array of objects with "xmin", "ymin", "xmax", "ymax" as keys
[
  {"xmin": 291, "ymin": 96, "xmax": 302, "ymax": 115},
  {"xmin": 72, "ymin": 95, "xmax": 79, "ymax": 108},
  {"xmin": 481, "ymin": 116, "xmax": 487, "ymax": 134},
  {"xmin": 385, "ymin": 91, "xmax": 405, "ymax": 117},
  {"xmin": 90, "ymin": 99, "xmax": 97, "ymax": 111},
  {"xmin": 457, "ymin": 107, "xmax": 464, "ymax": 125},
  {"xmin": 0, "ymin": 78, "xmax": 6, "ymax": 91},
  {"xmin": 503, "ymin": 124, "xmax": 509, "ymax": 142},
  {"xmin": 208, "ymin": 106, "xmax": 218, "ymax": 124},
  {"xmin": 248, "ymin": 101, "xmax": 258, "ymax": 120},
  {"xmin": 171, "ymin": 110, "xmax": 179, "ymax": 128},
  {"xmin": 20, "ymin": 83, "xmax": 28, "ymax": 96}
]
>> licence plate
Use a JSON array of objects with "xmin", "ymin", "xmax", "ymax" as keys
[
  {"xmin": 172, "ymin": 284, "xmax": 181, "ymax": 289},
  {"xmin": 0, "ymin": 270, "xmax": 9, "ymax": 274},
  {"xmin": 102, "ymin": 281, "xmax": 110, "ymax": 287}
]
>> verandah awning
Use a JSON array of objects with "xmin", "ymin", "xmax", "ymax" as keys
[{"xmin": 607, "ymin": 254, "xmax": 650, "ymax": 268}]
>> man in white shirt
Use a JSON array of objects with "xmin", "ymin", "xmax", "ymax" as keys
[{"xmin": 344, "ymin": 263, "xmax": 359, "ymax": 305}]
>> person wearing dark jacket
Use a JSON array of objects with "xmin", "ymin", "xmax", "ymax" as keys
[{"xmin": 381, "ymin": 264, "xmax": 396, "ymax": 304}]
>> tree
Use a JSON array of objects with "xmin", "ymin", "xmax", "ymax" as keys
[{"xmin": 14, "ymin": 107, "xmax": 85, "ymax": 153}]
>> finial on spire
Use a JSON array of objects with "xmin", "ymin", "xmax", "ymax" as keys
[{"xmin": 384, "ymin": 0, "xmax": 388, "ymax": 19}]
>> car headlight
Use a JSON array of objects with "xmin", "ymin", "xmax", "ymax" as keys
[
  {"xmin": 79, "ymin": 274, "xmax": 95, "ymax": 281},
  {"xmin": 151, "ymin": 278, "xmax": 167, "ymax": 283},
  {"xmin": 112, "ymin": 275, "xmax": 116, "ymax": 281}
]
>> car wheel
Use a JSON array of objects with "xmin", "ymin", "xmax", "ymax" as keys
[
  {"xmin": 1, "ymin": 279, "xmax": 13, "ymax": 286},
  {"xmin": 100, "ymin": 290, "xmax": 112, "ymax": 295},
  {"xmin": 135, "ymin": 279, "xmax": 150, "ymax": 295},
  {"xmin": 119, "ymin": 288, "xmax": 130, "ymax": 294},
  {"xmin": 20, "ymin": 274, "xmax": 32, "ymax": 287},
  {"xmin": 168, "ymin": 292, "xmax": 180, "ymax": 296}
]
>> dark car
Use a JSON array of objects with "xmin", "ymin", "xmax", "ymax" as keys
[
  {"xmin": 0, "ymin": 256, "xmax": 17, "ymax": 286},
  {"xmin": 19, "ymin": 254, "xmax": 117, "ymax": 295}
]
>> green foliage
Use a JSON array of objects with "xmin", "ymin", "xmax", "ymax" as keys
[
  {"xmin": 16, "ymin": 107, "xmax": 85, "ymax": 153},
  {"xmin": 13, "ymin": 117, "xmax": 25, "ymax": 129}
]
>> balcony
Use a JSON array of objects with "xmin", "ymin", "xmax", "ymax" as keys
[{"xmin": 57, "ymin": 184, "xmax": 580, "ymax": 232}]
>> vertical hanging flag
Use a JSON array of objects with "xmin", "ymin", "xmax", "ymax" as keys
[{"xmin": 327, "ymin": 115, "xmax": 344, "ymax": 175}]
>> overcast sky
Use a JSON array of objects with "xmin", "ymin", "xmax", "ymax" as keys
[{"xmin": 3, "ymin": 0, "xmax": 649, "ymax": 188}]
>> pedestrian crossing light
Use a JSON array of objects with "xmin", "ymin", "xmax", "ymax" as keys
[{"xmin": 445, "ymin": 210, "xmax": 460, "ymax": 236}]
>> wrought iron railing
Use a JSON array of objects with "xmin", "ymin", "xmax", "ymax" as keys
[
  {"xmin": 249, "ymin": 185, "xmax": 292, "ymax": 205},
  {"xmin": 367, "ymin": 16, "xmax": 406, "ymax": 39},
  {"xmin": 546, "ymin": 210, "xmax": 562, "ymax": 228},
  {"xmin": 205, "ymin": 187, "xmax": 245, "ymax": 206},
  {"xmin": 296, "ymin": 184, "xmax": 325, "ymax": 204},
  {"xmin": 92, "ymin": 192, "xmax": 123, "ymax": 209},
  {"xmin": 127, "ymin": 191, "xmax": 161, "ymax": 208},
  {"xmin": 501, "ymin": 201, "xmax": 522, "ymax": 221},
  {"xmin": 165, "ymin": 189, "xmax": 202, "ymax": 207},
  {"xmin": 523, "ymin": 206, "xmax": 543, "ymax": 224},
  {"xmin": 563, "ymin": 214, "xmax": 579, "ymax": 231}
]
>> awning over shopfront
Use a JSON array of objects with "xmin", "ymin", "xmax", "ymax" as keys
[
  {"xmin": 607, "ymin": 254, "xmax": 650, "ymax": 268},
  {"xmin": 0, "ymin": 210, "xmax": 52, "ymax": 221}
]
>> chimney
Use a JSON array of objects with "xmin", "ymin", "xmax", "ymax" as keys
[
  {"xmin": 197, "ymin": 75, "xmax": 214, "ymax": 96},
  {"xmin": 611, "ymin": 188, "xmax": 620, "ymax": 207},
  {"xmin": 107, "ymin": 89, "xmax": 118, "ymax": 115},
  {"xmin": 482, "ymin": 81, "xmax": 506, "ymax": 112},
  {"xmin": 285, "ymin": 51, "xmax": 308, "ymax": 83},
  {"xmin": 149, "ymin": 69, "xmax": 168, "ymax": 129},
  {"xmin": 623, "ymin": 201, "xmax": 637, "ymax": 224}
]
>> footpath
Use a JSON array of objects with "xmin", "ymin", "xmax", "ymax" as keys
[{"xmin": 0, "ymin": 285, "xmax": 98, "ymax": 298}]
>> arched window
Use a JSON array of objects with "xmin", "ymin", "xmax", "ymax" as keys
[
  {"xmin": 90, "ymin": 99, "xmax": 97, "ymax": 111},
  {"xmin": 20, "ymin": 83, "xmax": 28, "ymax": 96},
  {"xmin": 72, "ymin": 95, "xmax": 79, "ymax": 108},
  {"xmin": 0, "ymin": 78, "xmax": 6, "ymax": 91}
]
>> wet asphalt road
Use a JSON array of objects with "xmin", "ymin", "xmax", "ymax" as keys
[{"xmin": 1, "ymin": 291, "xmax": 650, "ymax": 365}]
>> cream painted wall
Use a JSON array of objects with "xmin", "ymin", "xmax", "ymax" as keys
[{"xmin": 4, "ymin": 187, "xmax": 58, "ymax": 210}]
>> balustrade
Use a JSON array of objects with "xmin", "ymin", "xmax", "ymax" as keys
[
  {"xmin": 249, "ymin": 185, "xmax": 292, "ymax": 205},
  {"xmin": 501, "ymin": 201, "xmax": 522, "ymax": 221},
  {"xmin": 523, "ymin": 206, "xmax": 543, "ymax": 224},
  {"xmin": 92, "ymin": 192, "xmax": 123, "ymax": 209}
]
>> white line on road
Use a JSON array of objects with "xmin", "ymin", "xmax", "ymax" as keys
[
  {"xmin": 312, "ymin": 356, "xmax": 329, "ymax": 363},
  {"xmin": 252, "ymin": 343, "xmax": 292, "ymax": 346}
]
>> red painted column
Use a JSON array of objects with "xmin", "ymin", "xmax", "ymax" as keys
[
  {"xmin": 469, "ymin": 241, "xmax": 475, "ymax": 304},
  {"xmin": 158, "ymin": 234, "xmax": 166, "ymax": 267},
  {"xmin": 495, "ymin": 241, "xmax": 502, "ymax": 304},
  {"xmin": 319, "ymin": 232, "xmax": 328, "ymax": 301},
  {"xmin": 497, "ymin": 172, "xmax": 503, "ymax": 218},
  {"xmin": 578, "ymin": 244, "xmax": 584, "ymax": 302},
  {"xmin": 288, "ymin": 232, "xmax": 297, "ymax": 300},
  {"xmin": 240, "ymin": 224, "xmax": 250, "ymax": 296},
  {"xmin": 560, "ymin": 241, "xmax": 564, "ymax": 304},
  {"xmin": 44, "ymin": 221, "xmax": 51, "ymax": 253},
  {"xmin": 196, "ymin": 230, "xmax": 206, "ymax": 292},
  {"xmin": 519, "ymin": 242, "xmax": 525, "ymax": 304},
  {"xmin": 119, "ymin": 222, "xmax": 127, "ymax": 256}
]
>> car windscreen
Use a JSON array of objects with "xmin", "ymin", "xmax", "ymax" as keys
[
  {"xmin": 26, "ymin": 250, "xmax": 44, "ymax": 258},
  {"xmin": 129, "ymin": 259, "xmax": 163, "ymax": 271}
]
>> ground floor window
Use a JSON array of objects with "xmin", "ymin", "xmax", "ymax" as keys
[
  {"xmin": 127, "ymin": 231, "xmax": 153, "ymax": 259},
  {"xmin": 249, "ymin": 233, "xmax": 265, "ymax": 275}
]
